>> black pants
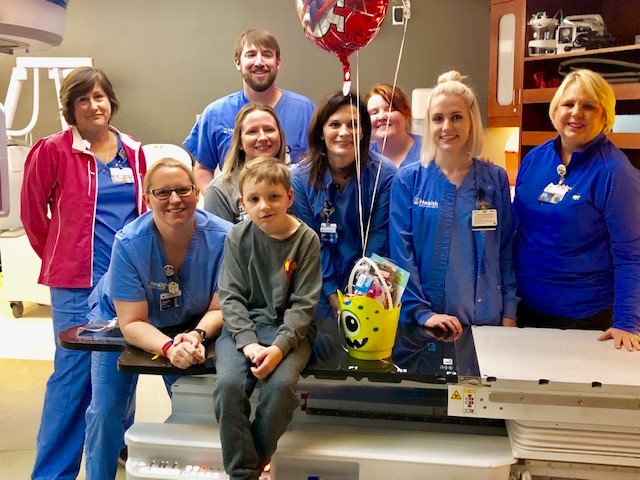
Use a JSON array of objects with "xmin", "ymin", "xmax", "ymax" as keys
[{"xmin": 516, "ymin": 302, "xmax": 613, "ymax": 331}]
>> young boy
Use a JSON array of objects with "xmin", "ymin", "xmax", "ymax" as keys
[{"xmin": 215, "ymin": 156, "xmax": 322, "ymax": 480}]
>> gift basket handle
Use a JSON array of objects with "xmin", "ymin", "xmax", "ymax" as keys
[{"xmin": 346, "ymin": 256, "xmax": 394, "ymax": 309}]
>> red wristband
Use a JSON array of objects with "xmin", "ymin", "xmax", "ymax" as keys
[{"xmin": 161, "ymin": 339, "xmax": 174, "ymax": 358}]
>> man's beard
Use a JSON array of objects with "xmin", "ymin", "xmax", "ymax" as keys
[{"xmin": 243, "ymin": 69, "xmax": 277, "ymax": 93}]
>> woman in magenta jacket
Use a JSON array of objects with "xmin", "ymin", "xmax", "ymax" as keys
[{"xmin": 20, "ymin": 66, "xmax": 146, "ymax": 480}]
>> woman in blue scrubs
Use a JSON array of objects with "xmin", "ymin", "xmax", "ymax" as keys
[
  {"xmin": 291, "ymin": 91, "xmax": 396, "ymax": 319},
  {"xmin": 20, "ymin": 67, "xmax": 146, "ymax": 480},
  {"xmin": 513, "ymin": 69, "xmax": 640, "ymax": 351},
  {"xmin": 389, "ymin": 71, "xmax": 517, "ymax": 332},
  {"xmin": 366, "ymin": 83, "xmax": 422, "ymax": 168},
  {"xmin": 84, "ymin": 158, "xmax": 231, "ymax": 478},
  {"xmin": 203, "ymin": 103, "xmax": 286, "ymax": 223}
]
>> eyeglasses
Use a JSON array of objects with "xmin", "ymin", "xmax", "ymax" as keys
[{"xmin": 149, "ymin": 184, "xmax": 195, "ymax": 200}]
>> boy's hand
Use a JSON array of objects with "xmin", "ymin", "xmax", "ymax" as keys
[
  {"xmin": 242, "ymin": 343, "xmax": 265, "ymax": 363},
  {"xmin": 250, "ymin": 345, "xmax": 284, "ymax": 380}
]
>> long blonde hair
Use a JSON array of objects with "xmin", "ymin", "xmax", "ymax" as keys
[{"xmin": 421, "ymin": 70, "xmax": 484, "ymax": 166}]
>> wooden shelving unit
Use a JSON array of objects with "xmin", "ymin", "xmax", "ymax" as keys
[
  {"xmin": 522, "ymin": 84, "xmax": 640, "ymax": 104},
  {"xmin": 521, "ymin": 132, "xmax": 640, "ymax": 149},
  {"xmin": 522, "ymin": 43, "xmax": 640, "ymax": 63},
  {"xmin": 489, "ymin": 0, "xmax": 640, "ymax": 167}
]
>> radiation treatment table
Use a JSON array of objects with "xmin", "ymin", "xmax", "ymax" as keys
[{"xmin": 61, "ymin": 320, "xmax": 640, "ymax": 480}]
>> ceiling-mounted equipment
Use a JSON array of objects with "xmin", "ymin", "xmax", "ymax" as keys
[{"xmin": 0, "ymin": 0, "xmax": 69, "ymax": 55}]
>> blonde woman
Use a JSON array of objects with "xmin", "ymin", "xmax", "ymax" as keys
[
  {"xmin": 203, "ymin": 103, "xmax": 286, "ymax": 223},
  {"xmin": 84, "ymin": 158, "xmax": 231, "ymax": 478},
  {"xmin": 390, "ymin": 71, "xmax": 517, "ymax": 332},
  {"xmin": 514, "ymin": 69, "xmax": 640, "ymax": 351}
]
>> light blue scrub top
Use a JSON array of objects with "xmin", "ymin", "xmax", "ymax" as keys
[
  {"xmin": 370, "ymin": 133, "xmax": 423, "ymax": 168},
  {"xmin": 87, "ymin": 210, "xmax": 231, "ymax": 328},
  {"xmin": 93, "ymin": 134, "xmax": 136, "ymax": 284},
  {"xmin": 183, "ymin": 90, "xmax": 315, "ymax": 171}
]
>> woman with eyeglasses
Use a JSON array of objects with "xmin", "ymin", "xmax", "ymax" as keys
[
  {"xmin": 20, "ymin": 67, "xmax": 146, "ymax": 480},
  {"xmin": 83, "ymin": 158, "xmax": 231, "ymax": 479}
]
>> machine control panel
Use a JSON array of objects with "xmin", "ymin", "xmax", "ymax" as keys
[{"xmin": 128, "ymin": 458, "xmax": 229, "ymax": 478}]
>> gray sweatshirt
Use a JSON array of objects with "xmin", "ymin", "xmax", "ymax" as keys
[{"xmin": 219, "ymin": 219, "xmax": 321, "ymax": 356}]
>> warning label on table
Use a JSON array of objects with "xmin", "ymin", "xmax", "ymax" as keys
[{"xmin": 464, "ymin": 389, "xmax": 476, "ymax": 413}]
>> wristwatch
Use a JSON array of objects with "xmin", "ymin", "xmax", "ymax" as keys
[{"xmin": 192, "ymin": 328, "xmax": 207, "ymax": 343}]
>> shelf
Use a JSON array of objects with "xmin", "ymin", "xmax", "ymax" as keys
[
  {"xmin": 522, "ymin": 83, "xmax": 640, "ymax": 104},
  {"xmin": 524, "ymin": 44, "xmax": 640, "ymax": 62},
  {"xmin": 500, "ymin": 1, "xmax": 640, "ymax": 167},
  {"xmin": 521, "ymin": 131, "xmax": 555, "ymax": 146},
  {"xmin": 608, "ymin": 133, "xmax": 640, "ymax": 149},
  {"xmin": 522, "ymin": 131, "xmax": 640, "ymax": 149}
]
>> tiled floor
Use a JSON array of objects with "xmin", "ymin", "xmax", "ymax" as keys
[{"xmin": 0, "ymin": 285, "xmax": 171, "ymax": 479}]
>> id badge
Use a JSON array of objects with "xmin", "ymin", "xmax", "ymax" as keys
[
  {"xmin": 471, "ymin": 209, "xmax": 498, "ymax": 231},
  {"xmin": 320, "ymin": 222, "xmax": 338, "ymax": 243},
  {"xmin": 539, "ymin": 182, "xmax": 570, "ymax": 204},
  {"xmin": 110, "ymin": 167, "xmax": 134, "ymax": 184},
  {"xmin": 160, "ymin": 291, "xmax": 182, "ymax": 310}
]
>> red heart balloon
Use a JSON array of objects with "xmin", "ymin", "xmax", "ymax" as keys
[{"xmin": 297, "ymin": 0, "xmax": 389, "ymax": 89}]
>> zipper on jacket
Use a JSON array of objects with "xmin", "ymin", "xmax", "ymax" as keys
[
  {"xmin": 87, "ymin": 161, "xmax": 94, "ymax": 196},
  {"xmin": 89, "ymin": 156, "xmax": 98, "ymax": 286}
]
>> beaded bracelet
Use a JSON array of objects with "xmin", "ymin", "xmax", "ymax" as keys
[{"xmin": 161, "ymin": 339, "xmax": 174, "ymax": 358}]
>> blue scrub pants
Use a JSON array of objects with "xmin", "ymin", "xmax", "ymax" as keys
[
  {"xmin": 32, "ymin": 287, "xmax": 93, "ymax": 480},
  {"xmin": 84, "ymin": 350, "xmax": 176, "ymax": 480},
  {"xmin": 213, "ymin": 325, "xmax": 311, "ymax": 480}
]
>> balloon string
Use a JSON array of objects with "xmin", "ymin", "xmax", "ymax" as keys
[
  {"xmin": 353, "ymin": 51, "xmax": 366, "ymax": 255},
  {"xmin": 362, "ymin": 9, "xmax": 410, "ymax": 257},
  {"xmin": 380, "ymin": 9, "xmax": 410, "ymax": 157}
]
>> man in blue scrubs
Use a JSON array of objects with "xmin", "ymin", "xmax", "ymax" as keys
[{"xmin": 183, "ymin": 28, "xmax": 315, "ymax": 192}]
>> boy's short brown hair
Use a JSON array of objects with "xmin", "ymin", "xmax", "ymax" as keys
[{"xmin": 239, "ymin": 156, "xmax": 290, "ymax": 195}]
